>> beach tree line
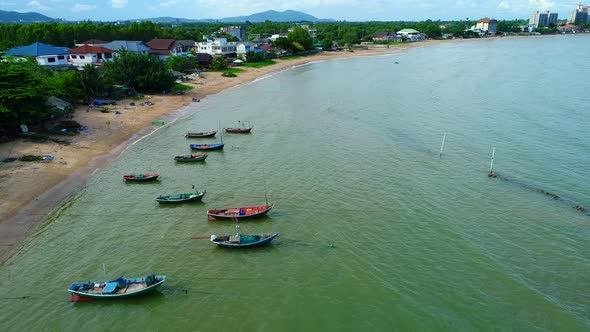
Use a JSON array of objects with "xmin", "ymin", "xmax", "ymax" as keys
[{"xmin": 0, "ymin": 51, "xmax": 175, "ymax": 135}]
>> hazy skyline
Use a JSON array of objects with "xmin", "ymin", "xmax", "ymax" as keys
[{"xmin": 3, "ymin": 0, "xmax": 582, "ymax": 21}]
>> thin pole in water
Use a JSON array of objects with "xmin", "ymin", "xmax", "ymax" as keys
[
  {"xmin": 102, "ymin": 263, "xmax": 107, "ymax": 279},
  {"xmin": 488, "ymin": 147, "xmax": 496, "ymax": 177},
  {"xmin": 439, "ymin": 132, "xmax": 446, "ymax": 158}
]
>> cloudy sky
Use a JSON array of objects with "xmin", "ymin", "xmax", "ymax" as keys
[{"xmin": 4, "ymin": 0, "xmax": 579, "ymax": 21}]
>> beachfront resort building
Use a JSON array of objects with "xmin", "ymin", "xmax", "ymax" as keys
[
  {"xmin": 568, "ymin": 5, "xmax": 590, "ymax": 25},
  {"xmin": 372, "ymin": 32, "xmax": 402, "ymax": 42},
  {"xmin": 4, "ymin": 42, "xmax": 70, "ymax": 66},
  {"xmin": 529, "ymin": 10, "xmax": 558, "ymax": 28},
  {"xmin": 194, "ymin": 38, "xmax": 237, "ymax": 56},
  {"xmin": 219, "ymin": 26, "xmax": 246, "ymax": 41},
  {"xmin": 68, "ymin": 45, "xmax": 114, "ymax": 68},
  {"xmin": 475, "ymin": 18, "xmax": 497, "ymax": 34},
  {"xmin": 397, "ymin": 29, "xmax": 426, "ymax": 41}
]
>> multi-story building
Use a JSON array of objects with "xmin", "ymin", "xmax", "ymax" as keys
[
  {"xmin": 530, "ymin": 10, "xmax": 558, "ymax": 28},
  {"xmin": 475, "ymin": 18, "xmax": 498, "ymax": 34},
  {"xmin": 194, "ymin": 38, "xmax": 237, "ymax": 56},
  {"xmin": 568, "ymin": 5, "xmax": 590, "ymax": 25},
  {"xmin": 219, "ymin": 26, "xmax": 246, "ymax": 41}
]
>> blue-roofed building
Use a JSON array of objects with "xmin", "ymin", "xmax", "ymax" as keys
[
  {"xmin": 97, "ymin": 40, "xmax": 151, "ymax": 54},
  {"xmin": 5, "ymin": 42, "xmax": 70, "ymax": 66}
]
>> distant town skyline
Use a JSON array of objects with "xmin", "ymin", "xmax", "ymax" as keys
[{"xmin": 3, "ymin": 0, "xmax": 581, "ymax": 21}]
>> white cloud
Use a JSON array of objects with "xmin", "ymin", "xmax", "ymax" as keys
[
  {"xmin": 498, "ymin": 1, "xmax": 510, "ymax": 9},
  {"xmin": 112, "ymin": 0, "xmax": 128, "ymax": 8},
  {"xmin": 27, "ymin": 0, "xmax": 51, "ymax": 10},
  {"xmin": 72, "ymin": 3, "xmax": 96, "ymax": 12},
  {"xmin": 528, "ymin": 0, "xmax": 554, "ymax": 10},
  {"xmin": 160, "ymin": 0, "xmax": 177, "ymax": 7}
]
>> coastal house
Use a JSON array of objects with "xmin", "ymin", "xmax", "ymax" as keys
[
  {"xmin": 557, "ymin": 24, "xmax": 580, "ymax": 33},
  {"xmin": 195, "ymin": 53, "xmax": 212, "ymax": 68},
  {"xmin": 176, "ymin": 40, "xmax": 197, "ymax": 53},
  {"xmin": 194, "ymin": 38, "xmax": 237, "ymax": 57},
  {"xmin": 146, "ymin": 39, "xmax": 182, "ymax": 60},
  {"xmin": 68, "ymin": 45, "xmax": 115, "ymax": 68},
  {"xmin": 372, "ymin": 32, "xmax": 402, "ymax": 42},
  {"xmin": 269, "ymin": 33, "xmax": 288, "ymax": 41},
  {"xmin": 5, "ymin": 42, "xmax": 70, "ymax": 66},
  {"xmin": 475, "ymin": 18, "xmax": 498, "ymax": 34},
  {"xmin": 96, "ymin": 40, "xmax": 151, "ymax": 54},
  {"xmin": 236, "ymin": 41, "xmax": 258, "ymax": 55}
]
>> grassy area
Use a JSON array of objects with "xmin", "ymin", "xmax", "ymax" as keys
[
  {"xmin": 279, "ymin": 55, "xmax": 302, "ymax": 60},
  {"xmin": 173, "ymin": 83, "xmax": 193, "ymax": 91},
  {"xmin": 242, "ymin": 59, "xmax": 276, "ymax": 68},
  {"xmin": 207, "ymin": 68, "xmax": 244, "ymax": 73}
]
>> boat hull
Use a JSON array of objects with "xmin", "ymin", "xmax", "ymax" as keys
[
  {"xmin": 174, "ymin": 154, "xmax": 208, "ymax": 162},
  {"xmin": 224, "ymin": 128, "xmax": 252, "ymax": 133},
  {"xmin": 190, "ymin": 143, "xmax": 224, "ymax": 151},
  {"xmin": 186, "ymin": 131, "xmax": 217, "ymax": 138},
  {"xmin": 207, "ymin": 204, "xmax": 273, "ymax": 220},
  {"xmin": 156, "ymin": 192, "xmax": 205, "ymax": 204},
  {"xmin": 123, "ymin": 174, "xmax": 160, "ymax": 182},
  {"xmin": 211, "ymin": 233, "xmax": 279, "ymax": 248},
  {"xmin": 67, "ymin": 275, "xmax": 166, "ymax": 299}
]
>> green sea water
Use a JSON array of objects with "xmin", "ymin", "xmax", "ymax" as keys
[{"xmin": 1, "ymin": 35, "xmax": 590, "ymax": 331}]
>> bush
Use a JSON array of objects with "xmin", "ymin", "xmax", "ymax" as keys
[{"xmin": 221, "ymin": 71, "xmax": 237, "ymax": 77}]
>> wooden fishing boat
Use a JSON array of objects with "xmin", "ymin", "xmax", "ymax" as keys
[
  {"xmin": 185, "ymin": 130, "xmax": 217, "ymax": 138},
  {"xmin": 174, "ymin": 154, "xmax": 208, "ymax": 162},
  {"xmin": 67, "ymin": 274, "xmax": 165, "ymax": 301},
  {"xmin": 207, "ymin": 204, "xmax": 273, "ymax": 220},
  {"xmin": 123, "ymin": 173, "xmax": 160, "ymax": 182},
  {"xmin": 190, "ymin": 143, "xmax": 224, "ymax": 151},
  {"xmin": 210, "ymin": 232, "xmax": 279, "ymax": 248},
  {"xmin": 224, "ymin": 127, "xmax": 252, "ymax": 133},
  {"xmin": 156, "ymin": 191, "xmax": 205, "ymax": 204}
]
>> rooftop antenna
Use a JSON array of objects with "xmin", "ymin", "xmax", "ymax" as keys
[
  {"xmin": 488, "ymin": 147, "xmax": 496, "ymax": 177},
  {"xmin": 439, "ymin": 132, "xmax": 446, "ymax": 158}
]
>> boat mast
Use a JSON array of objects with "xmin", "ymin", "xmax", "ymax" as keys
[{"xmin": 439, "ymin": 132, "xmax": 446, "ymax": 158}]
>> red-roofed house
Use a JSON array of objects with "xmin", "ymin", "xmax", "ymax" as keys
[
  {"xmin": 75, "ymin": 39, "xmax": 110, "ymax": 47},
  {"xmin": 557, "ymin": 24, "xmax": 579, "ymax": 33},
  {"xmin": 69, "ymin": 45, "xmax": 115, "ymax": 68},
  {"xmin": 146, "ymin": 39, "xmax": 184, "ymax": 59}
]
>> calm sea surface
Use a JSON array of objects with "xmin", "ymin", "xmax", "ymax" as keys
[{"xmin": 2, "ymin": 35, "xmax": 590, "ymax": 331}]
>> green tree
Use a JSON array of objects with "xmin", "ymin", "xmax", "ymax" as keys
[
  {"xmin": 0, "ymin": 59, "xmax": 50, "ymax": 129},
  {"xmin": 245, "ymin": 50, "xmax": 264, "ymax": 62},
  {"xmin": 272, "ymin": 37, "xmax": 293, "ymax": 52},
  {"xmin": 166, "ymin": 56, "xmax": 196, "ymax": 73},
  {"xmin": 424, "ymin": 23, "xmax": 442, "ymax": 39},
  {"xmin": 287, "ymin": 27, "xmax": 313, "ymax": 51},
  {"xmin": 75, "ymin": 65, "xmax": 105, "ymax": 100},
  {"xmin": 209, "ymin": 56, "xmax": 227, "ymax": 70},
  {"xmin": 104, "ymin": 50, "xmax": 175, "ymax": 93}
]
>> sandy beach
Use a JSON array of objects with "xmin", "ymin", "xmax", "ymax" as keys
[{"xmin": 0, "ymin": 33, "xmax": 570, "ymax": 263}]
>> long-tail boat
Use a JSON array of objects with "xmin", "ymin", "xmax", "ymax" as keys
[
  {"xmin": 207, "ymin": 204, "xmax": 273, "ymax": 220},
  {"xmin": 123, "ymin": 173, "xmax": 160, "ymax": 182},
  {"xmin": 185, "ymin": 130, "xmax": 217, "ymax": 138},
  {"xmin": 67, "ymin": 274, "xmax": 165, "ymax": 301},
  {"xmin": 210, "ymin": 232, "xmax": 279, "ymax": 248},
  {"xmin": 224, "ymin": 121, "xmax": 252, "ymax": 133},
  {"xmin": 156, "ymin": 191, "xmax": 205, "ymax": 204},
  {"xmin": 174, "ymin": 154, "xmax": 208, "ymax": 162},
  {"xmin": 190, "ymin": 143, "xmax": 224, "ymax": 151}
]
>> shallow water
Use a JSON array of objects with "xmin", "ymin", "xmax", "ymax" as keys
[{"xmin": 1, "ymin": 35, "xmax": 590, "ymax": 331}]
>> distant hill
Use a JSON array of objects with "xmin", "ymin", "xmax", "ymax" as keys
[
  {"xmin": 218, "ymin": 10, "xmax": 333, "ymax": 23},
  {"xmin": 0, "ymin": 10, "xmax": 58, "ymax": 23}
]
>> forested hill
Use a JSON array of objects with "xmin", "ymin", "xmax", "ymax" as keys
[{"xmin": 0, "ymin": 10, "xmax": 58, "ymax": 23}]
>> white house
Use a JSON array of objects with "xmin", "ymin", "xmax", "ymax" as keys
[
  {"xmin": 194, "ymin": 38, "xmax": 237, "ymax": 56},
  {"xmin": 5, "ymin": 42, "xmax": 70, "ymax": 66},
  {"xmin": 68, "ymin": 45, "xmax": 115, "ymax": 68},
  {"xmin": 236, "ymin": 41, "xmax": 258, "ymax": 55},
  {"xmin": 397, "ymin": 29, "xmax": 426, "ymax": 41}
]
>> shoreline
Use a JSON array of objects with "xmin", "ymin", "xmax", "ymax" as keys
[{"xmin": 0, "ymin": 33, "xmax": 584, "ymax": 263}]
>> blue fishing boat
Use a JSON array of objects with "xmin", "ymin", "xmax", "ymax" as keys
[
  {"xmin": 67, "ymin": 274, "xmax": 165, "ymax": 301},
  {"xmin": 210, "ymin": 232, "xmax": 279, "ymax": 248}
]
